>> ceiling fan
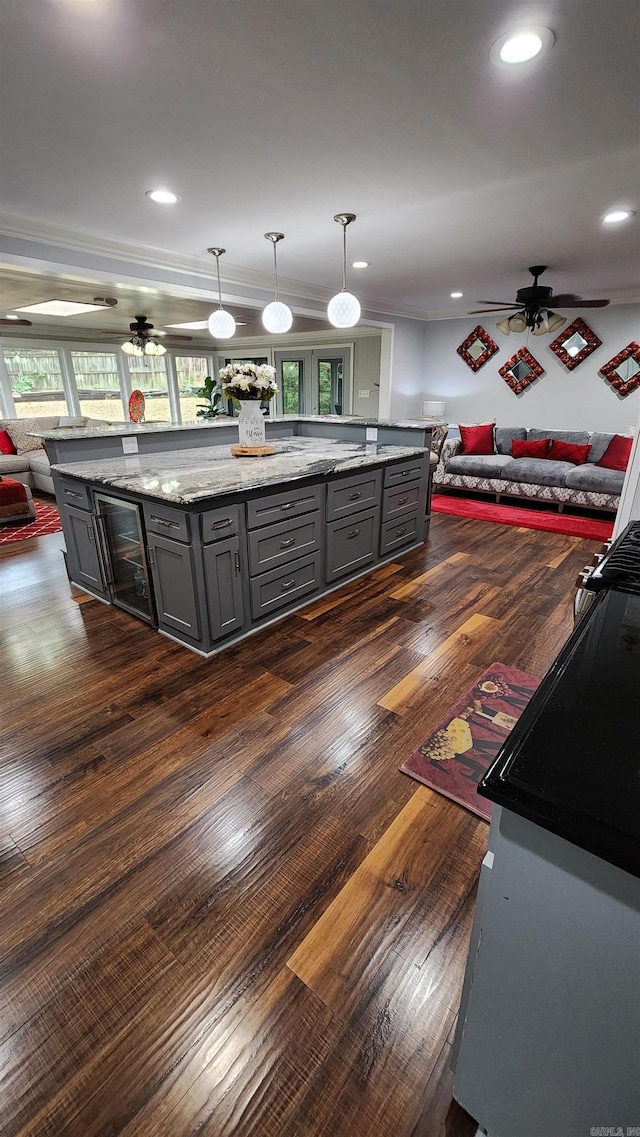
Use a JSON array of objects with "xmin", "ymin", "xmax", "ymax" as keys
[
  {"xmin": 0, "ymin": 317, "xmax": 32, "ymax": 327},
  {"xmin": 95, "ymin": 314, "xmax": 193, "ymax": 356},
  {"xmin": 469, "ymin": 266, "xmax": 610, "ymax": 336}
]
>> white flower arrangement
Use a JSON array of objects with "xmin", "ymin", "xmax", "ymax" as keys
[{"xmin": 219, "ymin": 362, "xmax": 278, "ymax": 402}]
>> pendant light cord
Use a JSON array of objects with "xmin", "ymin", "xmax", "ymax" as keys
[
  {"xmin": 342, "ymin": 223, "xmax": 347, "ymax": 292},
  {"xmin": 273, "ymin": 242, "xmax": 279, "ymax": 300},
  {"xmin": 215, "ymin": 255, "xmax": 223, "ymax": 310}
]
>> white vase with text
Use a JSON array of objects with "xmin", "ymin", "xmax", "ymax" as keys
[{"xmin": 237, "ymin": 400, "xmax": 266, "ymax": 448}]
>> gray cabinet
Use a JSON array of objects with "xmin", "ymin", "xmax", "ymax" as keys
[
  {"xmin": 326, "ymin": 469, "xmax": 382, "ymax": 520},
  {"xmin": 62, "ymin": 504, "xmax": 107, "ymax": 596},
  {"xmin": 203, "ymin": 535, "xmax": 245, "ymax": 641},
  {"xmin": 326, "ymin": 507, "xmax": 380, "ymax": 582},
  {"xmin": 147, "ymin": 532, "xmax": 200, "ymax": 641},
  {"xmin": 250, "ymin": 553, "xmax": 321, "ymax": 619},
  {"xmin": 248, "ymin": 511, "xmax": 322, "ymax": 575}
]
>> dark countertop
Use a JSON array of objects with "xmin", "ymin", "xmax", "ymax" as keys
[{"xmin": 479, "ymin": 587, "xmax": 640, "ymax": 878}]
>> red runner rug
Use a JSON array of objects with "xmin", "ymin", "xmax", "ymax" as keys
[
  {"xmin": 0, "ymin": 501, "xmax": 62, "ymax": 544},
  {"xmin": 432, "ymin": 493, "xmax": 614, "ymax": 541},
  {"xmin": 399, "ymin": 663, "xmax": 540, "ymax": 821}
]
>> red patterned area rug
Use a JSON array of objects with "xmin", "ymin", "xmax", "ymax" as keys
[
  {"xmin": 0, "ymin": 502, "xmax": 62, "ymax": 544},
  {"xmin": 432, "ymin": 493, "xmax": 614, "ymax": 542},
  {"xmin": 399, "ymin": 663, "xmax": 541, "ymax": 821}
]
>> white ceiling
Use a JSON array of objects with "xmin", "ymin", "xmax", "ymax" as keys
[{"xmin": 0, "ymin": 0, "xmax": 639, "ymax": 330}]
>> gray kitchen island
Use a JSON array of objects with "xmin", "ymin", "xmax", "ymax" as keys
[{"xmin": 51, "ymin": 436, "xmax": 430, "ymax": 656}]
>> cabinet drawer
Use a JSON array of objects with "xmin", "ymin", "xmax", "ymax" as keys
[
  {"xmin": 248, "ymin": 511, "xmax": 321, "ymax": 576},
  {"xmin": 200, "ymin": 504, "xmax": 240, "ymax": 544},
  {"xmin": 380, "ymin": 513, "xmax": 421, "ymax": 555},
  {"xmin": 326, "ymin": 507, "xmax": 379, "ymax": 583},
  {"xmin": 250, "ymin": 553, "xmax": 321, "ymax": 620},
  {"xmin": 382, "ymin": 480, "xmax": 424, "ymax": 522},
  {"xmin": 57, "ymin": 476, "xmax": 92, "ymax": 511},
  {"xmin": 143, "ymin": 502, "xmax": 190, "ymax": 543},
  {"xmin": 247, "ymin": 484, "xmax": 322, "ymax": 530},
  {"xmin": 326, "ymin": 469, "xmax": 382, "ymax": 520},
  {"xmin": 383, "ymin": 458, "xmax": 426, "ymax": 487}
]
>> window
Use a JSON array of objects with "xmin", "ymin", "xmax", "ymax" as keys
[
  {"xmin": 70, "ymin": 351, "xmax": 124, "ymax": 421},
  {"xmin": 3, "ymin": 347, "xmax": 68, "ymax": 418},
  {"xmin": 125, "ymin": 355, "xmax": 171, "ymax": 421},
  {"xmin": 175, "ymin": 356, "xmax": 209, "ymax": 422},
  {"xmin": 281, "ymin": 361, "xmax": 303, "ymax": 414}
]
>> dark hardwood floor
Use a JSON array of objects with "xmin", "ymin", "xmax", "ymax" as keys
[{"xmin": 0, "ymin": 509, "xmax": 596, "ymax": 1136}]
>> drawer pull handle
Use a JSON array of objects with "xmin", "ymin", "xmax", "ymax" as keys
[
  {"xmin": 211, "ymin": 518, "xmax": 232, "ymax": 530},
  {"xmin": 151, "ymin": 516, "xmax": 178, "ymax": 529},
  {"xmin": 280, "ymin": 538, "xmax": 296, "ymax": 549},
  {"xmin": 234, "ymin": 550, "xmax": 241, "ymax": 573},
  {"xmin": 65, "ymin": 489, "xmax": 82, "ymax": 498},
  {"xmin": 397, "ymin": 497, "xmax": 408, "ymax": 506},
  {"xmin": 349, "ymin": 491, "xmax": 362, "ymax": 500},
  {"xmin": 280, "ymin": 502, "xmax": 295, "ymax": 511},
  {"xmin": 401, "ymin": 470, "xmax": 411, "ymax": 477},
  {"xmin": 395, "ymin": 527, "xmax": 407, "ymax": 536},
  {"xmin": 347, "ymin": 528, "xmax": 360, "ymax": 539},
  {"xmin": 281, "ymin": 578, "xmax": 296, "ymax": 591}
]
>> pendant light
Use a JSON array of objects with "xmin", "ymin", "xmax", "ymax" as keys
[
  {"xmin": 207, "ymin": 247, "xmax": 236, "ymax": 338},
  {"xmin": 327, "ymin": 213, "xmax": 361, "ymax": 328},
  {"xmin": 262, "ymin": 232, "xmax": 293, "ymax": 334}
]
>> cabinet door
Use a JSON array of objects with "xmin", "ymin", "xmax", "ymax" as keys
[
  {"xmin": 147, "ymin": 533, "xmax": 200, "ymax": 641},
  {"xmin": 203, "ymin": 536, "xmax": 245, "ymax": 641},
  {"xmin": 62, "ymin": 505, "xmax": 107, "ymax": 595}
]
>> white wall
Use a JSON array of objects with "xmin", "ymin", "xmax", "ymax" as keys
[
  {"xmin": 420, "ymin": 303, "xmax": 639, "ymax": 431},
  {"xmin": 388, "ymin": 317, "xmax": 429, "ymax": 419}
]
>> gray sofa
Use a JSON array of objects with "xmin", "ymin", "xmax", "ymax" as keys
[
  {"xmin": 0, "ymin": 415, "xmax": 110, "ymax": 494},
  {"xmin": 434, "ymin": 427, "xmax": 626, "ymax": 513}
]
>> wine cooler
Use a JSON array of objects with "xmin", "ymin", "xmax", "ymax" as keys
[{"xmin": 94, "ymin": 493, "xmax": 156, "ymax": 624}]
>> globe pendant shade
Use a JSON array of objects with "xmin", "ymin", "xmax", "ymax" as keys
[
  {"xmin": 208, "ymin": 309, "xmax": 236, "ymax": 338},
  {"xmin": 327, "ymin": 290, "xmax": 361, "ymax": 328},
  {"xmin": 262, "ymin": 300, "xmax": 293, "ymax": 334}
]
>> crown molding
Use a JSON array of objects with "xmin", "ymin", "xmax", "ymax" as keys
[{"xmin": 0, "ymin": 211, "xmax": 430, "ymax": 322}]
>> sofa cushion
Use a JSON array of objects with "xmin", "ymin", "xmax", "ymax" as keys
[
  {"xmin": 548, "ymin": 439, "xmax": 592, "ymax": 464},
  {"xmin": 512, "ymin": 438, "xmax": 550, "ymax": 459},
  {"xmin": 528, "ymin": 428, "xmax": 590, "ymax": 445},
  {"xmin": 447, "ymin": 453, "xmax": 513, "ymax": 478},
  {"xmin": 459, "ymin": 422, "xmax": 495, "ymax": 454},
  {"xmin": 24, "ymin": 450, "xmax": 51, "ymax": 476},
  {"xmin": 58, "ymin": 416, "xmax": 88, "ymax": 427},
  {"xmin": 495, "ymin": 427, "xmax": 527, "ymax": 455},
  {"xmin": 0, "ymin": 453, "xmax": 31, "ymax": 474},
  {"xmin": 565, "ymin": 465, "xmax": 626, "ymax": 494},
  {"xmin": 0, "ymin": 429, "xmax": 17, "ymax": 455},
  {"xmin": 4, "ymin": 418, "xmax": 46, "ymax": 454},
  {"xmin": 501, "ymin": 457, "xmax": 576, "ymax": 487},
  {"xmin": 596, "ymin": 434, "xmax": 633, "ymax": 471},
  {"xmin": 587, "ymin": 432, "xmax": 616, "ymax": 463}
]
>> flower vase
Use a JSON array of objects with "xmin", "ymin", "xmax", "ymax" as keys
[{"xmin": 237, "ymin": 399, "xmax": 266, "ymax": 448}]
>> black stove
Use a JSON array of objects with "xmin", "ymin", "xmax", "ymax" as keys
[{"xmin": 585, "ymin": 520, "xmax": 640, "ymax": 594}]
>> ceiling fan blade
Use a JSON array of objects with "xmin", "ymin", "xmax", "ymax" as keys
[
  {"xmin": 468, "ymin": 307, "xmax": 518, "ymax": 314},
  {"xmin": 476, "ymin": 301, "xmax": 521, "ymax": 308},
  {"xmin": 551, "ymin": 297, "xmax": 610, "ymax": 308},
  {"xmin": 163, "ymin": 334, "xmax": 193, "ymax": 342},
  {"xmin": 0, "ymin": 317, "xmax": 32, "ymax": 326}
]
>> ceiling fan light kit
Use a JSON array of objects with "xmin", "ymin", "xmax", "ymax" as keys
[
  {"xmin": 473, "ymin": 265, "xmax": 609, "ymax": 338},
  {"xmin": 327, "ymin": 213, "xmax": 361, "ymax": 329},
  {"xmin": 121, "ymin": 315, "xmax": 167, "ymax": 357},
  {"xmin": 207, "ymin": 248, "xmax": 236, "ymax": 339},
  {"xmin": 262, "ymin": 233, "xmax": 293, "ymax": 334}
]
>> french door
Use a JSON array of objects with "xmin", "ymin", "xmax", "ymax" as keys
[{"xmin": 274, "ymin": 348, "xmax": 351, "ymax": 416}]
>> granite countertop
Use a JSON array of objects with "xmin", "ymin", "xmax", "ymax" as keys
[
  {"xmin": 479, "ymin": 587, "xmax": 640, "ymax": 879},
  {"xmin": 52, "ymin": 437, "xmax": 428, "ymax": 505},
  {"xmin": 34, "ymin": 414, "xmax": 443, "ymax": 441}
]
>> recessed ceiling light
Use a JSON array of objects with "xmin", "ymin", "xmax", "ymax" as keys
[
  {"xmin": 352, "ymin": 261, "xmax": 371, "ymax": 269},
  {"xmin": 490, "ymin": 27, "xmax": 554, "ymax": 66},
  {"xmin": 602, "ymin": 208, "xmax": 635, "ymax": 225},
  {"xmin": 14, "ymin": 299, "xmax": 109, "ymax": 317},
  {"xmin": 450, "ymin": 291, "xmax": 464, "ymax": 299},
  {"xmin": 146, "ymin": 188, "xmax": 181, "ymax": 204}
]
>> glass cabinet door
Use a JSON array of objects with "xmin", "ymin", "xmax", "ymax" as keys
[{"xmin": 94, "ymin": 494, "xmax": 155, "ymax": 624}]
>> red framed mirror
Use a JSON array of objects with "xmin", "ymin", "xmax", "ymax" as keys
[
  {"xmin": 499, "ymin": 348, "xmax": 544, "ymax": 394},
  {"xmin": 599, "ymin": 341, "xmax": 640, "ymax": 398},
  {"xmin": 457, "ymin": 325, "xmax": 499, "ymax": 372},
  {"xmin": 549, "ymin": 317, "xmax": 602, "ymax": 371}
]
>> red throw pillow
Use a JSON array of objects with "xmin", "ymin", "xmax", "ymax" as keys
[
  {"xmin": 459, "ymin": 422, "xmax": 494, "ymax": 455},
  {"xmin": 511, "ymin": 438, "xmax": 550, "ymax": 459},
  {"xmin": 548, "ymin": 439, "xmax": 592, "ymax": 464},
  {"xmin": 0, "ymin": 429, "xmax": 17, "ymax": 455},
  {"xmin": 596, "ymin": 434, "xmax": 633, "ymax": 471}
]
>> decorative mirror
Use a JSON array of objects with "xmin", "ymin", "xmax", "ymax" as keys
[
  {"xmin": 499, "ymin": 347, "xmax": 544, "ymax": 394},
  {"xmin": 457, "ymin": 325, "xmax": 499, "ymax": 372},
  {"xmin": 600, "ymin": 341, "xmax": 640, "ymax": 398},
  {"xmin": 549, "ymin": 317, "xmax": 602, "ymax": 371}
]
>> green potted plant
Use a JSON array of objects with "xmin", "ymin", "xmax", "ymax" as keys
[{"xmin": 195, "ymin": 376, "xmax": 226, "ymax": 419}]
